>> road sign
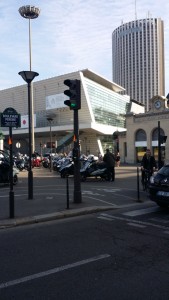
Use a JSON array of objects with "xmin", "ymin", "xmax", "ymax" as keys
[{"xmin": 1, "ymin": 107, "xmax": 21, "ymax": 127}]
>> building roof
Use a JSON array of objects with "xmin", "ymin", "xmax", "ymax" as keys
[{"xmin": 81, "ymin": 69, "xmax": 125, "ymax": 93}]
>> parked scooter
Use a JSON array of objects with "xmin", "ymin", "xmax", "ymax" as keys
[
  {"xmin": 42, "ymin": 157, "xmax": 50, "ymax": 168},
  {"xmin": 90, "ymin": 163, "xmax": 109, "ymax": 180},
  {"xmin": 80, "ymin": 155, "xmax": 109, "ymax": 181},
  {"xmin": 15, "ymin": 158, "xmax": 28, "ymax": 171},
  {"xmin": 53, "ymin": 156, "xmax": 63, "ymax": 171},
  {"xmin": 58, "ymin": 157, "xmax": 74, "ymax": 178}
]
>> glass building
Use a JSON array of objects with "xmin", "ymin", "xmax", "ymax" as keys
[{"xmin": 0, "ymin": 69, "xmax": 130, "ymax": 156}]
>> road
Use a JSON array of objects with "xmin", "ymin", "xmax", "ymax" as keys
[
  {"xmin": 0, "ymin": 201, "xmax": 169, "ymax": 299},
  {"xmin": 0, "ymin": 166, "xmax": 147, "ymax": 219}
]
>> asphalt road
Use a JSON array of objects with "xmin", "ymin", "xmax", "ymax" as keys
[
  {"xmin": 0, "ymin": 203, "xmax": 169, "ymax": 300},
  {"xmin": 0, "ymin": 165, "xmax": 148, "ymax": 220}
]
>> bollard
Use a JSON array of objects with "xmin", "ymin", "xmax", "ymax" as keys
[
  {"xmin": 9, "ymin": 191, "xmax": 14, "ymax": 218},
  {"xmin": 137, "ymin": 167, "xmax": 140, "ymax": 202},
  {"xmin": 66, "ymin": 176, "xmax": 69, "ymax": 209}
]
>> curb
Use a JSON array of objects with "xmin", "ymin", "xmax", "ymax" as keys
[{"xmin": 0, "ymin": 206, "xmax": 116, "ymax": 229}]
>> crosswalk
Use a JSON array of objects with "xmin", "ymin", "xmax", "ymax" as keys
[
  {"xmin": 122, "ymin": 206, "xmax": 159, "ymax": 216},
  {"xmin": 97, "ymin": 205, "xmax": 169, "ymax": 234}
]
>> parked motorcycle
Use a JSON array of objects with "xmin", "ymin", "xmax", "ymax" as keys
[
  {"xmin": 80, "ymin": 155, "xmax": 109, "ymax": 181},
  {"xmin": 32, "ymin": 153, "xmax": 41, "ymax": 167},
  {"xmin": 90, "ymin": 163, "xmax": 109, "ymax": 180},
  {"xmin": 42, "ymin": 155, "xmax": 50, "ymax": 168},
  {"xmin": 58, "ymin": 157, "xmax": 74, "ymax": 177},
  {"xmin": 15, "ymin": 159, "xmax": 25, "ymax": 171},
  {"xmin": 53, "ymin": 156, "xmax": 63, "ymax": 171}
]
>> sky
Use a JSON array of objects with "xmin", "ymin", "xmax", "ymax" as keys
[{"xmin": 0, "ymin": 0, "xmax": 169, "ymax": 95}]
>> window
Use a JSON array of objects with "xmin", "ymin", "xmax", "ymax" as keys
[{"xmin": 135, "ymin": 129, "xmax": 146, "ymax": 141}]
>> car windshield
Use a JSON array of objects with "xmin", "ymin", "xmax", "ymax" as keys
[{"xmin": 158, "ymin": 166, "xmax": 169, "ymax": 176}]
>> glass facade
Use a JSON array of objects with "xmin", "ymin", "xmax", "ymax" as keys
[{"xmin": 84, "ymin": 78, "xmax": 130, "ymax": 128}]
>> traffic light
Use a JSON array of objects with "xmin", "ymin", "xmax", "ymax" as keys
[
  {"xmin": 64, "ymin": 79, "xmax": 81, "ymax": 110},
  {"xmin": 160, "ymin": 135, "xmax": 167, "ymax": 144}
]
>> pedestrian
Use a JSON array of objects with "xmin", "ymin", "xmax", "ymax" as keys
[
  {"xmin": 116, "ymin": 152, "xmax": 121, "ymax": 167},
  {"xmin": 103, "ymin": 148, "xmax": 115, "ymax": 181},
  {"xmin": 141, "ymin": 149, "xmax": 157, "ymax": 184}
]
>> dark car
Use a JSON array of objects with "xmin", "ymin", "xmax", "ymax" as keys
[{"xmin": 149, "ymin": 164, "xmax": 169, "ymax": 208}]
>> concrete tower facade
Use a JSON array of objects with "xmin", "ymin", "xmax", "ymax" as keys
[{"xmin": 112, "ymin": 18, "xmax": 165, "ymax": 111}]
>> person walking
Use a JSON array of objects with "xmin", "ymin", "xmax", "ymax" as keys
[
  {"xmin": 116, "ymin": 152, "xmax": 121, "ymax": 167},
  {"xmin": 103, "ymin": 148, "xmax": 115, "ymax": 181}
]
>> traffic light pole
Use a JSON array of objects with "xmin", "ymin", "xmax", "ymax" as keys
[
  {"xmin": 63, "ymin": 78, "xmax": 82, "ymax": 203},
  {"xmin": 73, "ymin": 109, "xmax": 82, "ymax": 203},
  {"xmin": 158, "ymin": 121, "xmax": 162, "ymax": 169}
]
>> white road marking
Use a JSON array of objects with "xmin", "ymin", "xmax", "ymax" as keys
[
  {"xmin": 123, "ymin": 207, "xmax": 159, "ymax": 216},
  {"xmin": 96, "ymin": 188, "xmax": 121, "ymax": 192},
  {"xmin": 127, "ymin": 222, "xmax": 146, "ymax": 228},
  {"xmin": 84, "ymin": 196, "xmax": 117, "ymax": 206},
  {"xmin": 82, "ymin": 191, "xmax": 104, "ymax": 196},
  {"xmin": 0, "ymin": 254, "xmax": 110, "ymax": 289},
  {"xmin": 0, "ymin": 192, "xmax": 67, "ymax": 198},
  {"xmin": 99, "ymin": 213, "xmax": 169, "ymax": 230},
  {"xmin": 150, "ymin": 218, "xmax": 169, "ymax": 224},
  {"xmin": 97, "ymin": 216, "xmax": 114, "ymax": 221}
]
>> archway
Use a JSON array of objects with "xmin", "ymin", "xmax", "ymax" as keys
[
  {"xmin": 152, "ymin": 127, "xmax": 165, "ymax": 162},
  {"xmin": 135, "ymin": 129, "xmax": 147, "ymax": 162}
]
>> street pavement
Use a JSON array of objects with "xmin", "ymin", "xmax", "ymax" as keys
[{"xmin": 0, "ymin": 164, "xmax": 148, "ymax": 228}]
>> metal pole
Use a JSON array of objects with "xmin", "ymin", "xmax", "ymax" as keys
[
  {"xmin": 50, "ymin": 121, "xmax": 52, "ymax": 172},
  {"xmin": 137, "ymin": 167, "xmax": 140, "ymax": 202},
  {"xmin": 158, "ymin": 121, "xmax": 161, "ymax": 169},
  {"xmin": 9, "ymin": 126, "xmax": 14, "ymax": 218},
  {"xmin": 73, "ymin": 109, "xmax": 82, "ymax": 203},
  {"xmin": 66, "ymin": 176, "xmax": 69, "ymax": 209},
  {"xmin": 29, "ymin": 18, "xmax": 35, "ymax": 153},
  {"xmin": 29, "ymin": 18, "xmax": 32, "ymax": 71},
  {"xmin": 28, "ymin": 81, "xmax": 33, "ymax": 199},
  {"xmin": 19, "ymin": 6, "xmax": 40, "ymax": 153}
]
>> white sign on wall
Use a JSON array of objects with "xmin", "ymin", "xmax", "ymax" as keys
[
  {"xmin": 21, "ymin": 114, "xmax": 36, "ymax": 128},
  {"xmin": 46, "ymin": 93, "xmax": 68, "ymax": 110}
]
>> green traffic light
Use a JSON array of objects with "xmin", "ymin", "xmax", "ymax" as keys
[
  {"xmin": 64, "ymin": 78, "xmax": 81, "ymax": 110},
  {"xmin": 70, "ymin": 103, "xmax": 77, "ymax": 108}
]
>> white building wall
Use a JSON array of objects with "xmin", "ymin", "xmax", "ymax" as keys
[{"xmin": 0, "ymin": 69, "xmax": 129, "ymax": 156}]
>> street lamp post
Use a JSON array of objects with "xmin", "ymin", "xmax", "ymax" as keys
[
  {"xmin": 47, "ymin": 117, "xmax": 53, "ymax": 172},
  {"xmin": 19, "ymin": 5, "xmax": 40, "ymax": 153},
  {"xmin": 19, "ymin": 71, "xmax": 39, "ymax": 199}
]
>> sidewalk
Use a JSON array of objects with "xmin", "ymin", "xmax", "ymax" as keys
[{"xmin": 0, "ymin": 165, "xmax": 145, "ymax": 229}]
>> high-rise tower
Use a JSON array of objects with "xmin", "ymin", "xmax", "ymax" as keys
[{"xmin": 112, "ymin": 18, "xmax": 165, "ymax": 111}]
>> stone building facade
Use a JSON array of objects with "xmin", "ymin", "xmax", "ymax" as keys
[{"xmin": 121, "ymin": 95, "xmax": 169, "ymax": 164}]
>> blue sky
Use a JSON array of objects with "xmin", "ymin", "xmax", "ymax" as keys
[{"xmin": 1, "ymin": 0, "xmax": 169, "ymax": 95}]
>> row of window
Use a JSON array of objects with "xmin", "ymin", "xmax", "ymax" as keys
[
  {"xmin": 135, "ymin": 128, "xmax": 165, "ymax": 141},
  {"xmin": 85, "ymin": 79, "xmax": 129, "ymax": 128}
]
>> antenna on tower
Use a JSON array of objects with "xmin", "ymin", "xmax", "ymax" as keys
[{"xmin": 135, "ymin": 0, "xmax": 137, "ymax": 20}]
